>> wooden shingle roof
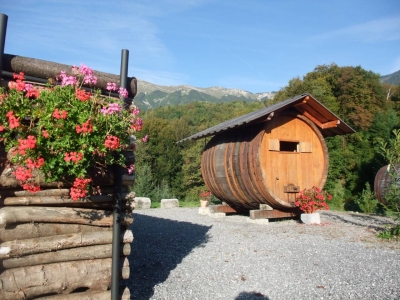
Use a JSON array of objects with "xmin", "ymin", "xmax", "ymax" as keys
[{"xmin": 178, "ymin": 93, "xmax": 355, "ymax": 142}]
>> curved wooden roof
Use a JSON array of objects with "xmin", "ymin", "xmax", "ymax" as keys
[{"xmin": 178, "ymin": 93, "xmax": 355, "ymax": 142}]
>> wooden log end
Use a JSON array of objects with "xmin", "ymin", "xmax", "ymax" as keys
[{"xmin": 122, "ymin": 229, "xmax": 134, "ymax": 243}]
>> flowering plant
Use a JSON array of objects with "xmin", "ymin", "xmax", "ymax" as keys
[
  {"xmin": 0, "ymin": 64, "xmax": 144, "ymax": 200},
  {"xmin": 294, "ymin": 186, "xmax": 332, "ymax": 214},
  {"xmin": 199, "ymin": 190, "xmax": 211, "ymax": 201}
]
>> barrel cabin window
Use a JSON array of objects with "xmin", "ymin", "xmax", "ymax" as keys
[{"xmin": 269, "ymin": 139, "xmax": 312, "ymax": 153}]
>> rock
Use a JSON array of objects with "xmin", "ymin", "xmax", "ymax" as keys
[
  {"xmin": 135, "ymin": 197, "xmax": 151, "ymax": 209},
  {"xmin": 300, "ymin": 212, "xmax": 320, "ymax": 225},
  {"xmin": 160, "ymin": 199, "xmax": 179, "ymax": 209}
]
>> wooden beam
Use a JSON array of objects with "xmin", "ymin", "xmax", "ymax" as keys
[
  {"xmin": 209, "ymin": 204, "xmax": 237, "ymax": 214},
  {"xmin": 0, "ymin": 257, "xmax": 130, "ymax": 299},
  {"xmin": 0, "ymin": 230, "xmax": 132, "ymax": 258},
  {"xmin": 302, "ymin": 111, "xmax": 324, "ymax": 128},
  {"xmin": 2, "ymin": 193, "xmax": 129, "ymax": 206},
  {"xmin": 302, "ymin": 111, "xmax": 340, "ymax": 129},
  {"xmin": 320, "ymin": 119, "xmax": 340, "ymax": 129},
  {"xmin": 0, "ymin": 223, "xmax": 111, "ymax": 242},
  {"xmin": 292, "ymin": 96, "xmax": 309, "ymax": 107},
  {"xmin": 0, "ymin": 206, "xmax": 133, "ymax": 227},
  {"xmin": 249, "ymin": 209, "xmax": 299, "ymax": 220},
  {"xmin": 1, "ymin": 243, "xmax": 130, "ymax": 269}
]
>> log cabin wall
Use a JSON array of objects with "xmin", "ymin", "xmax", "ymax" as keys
[
  {"xmin": 0, "ymin": 182, "xmax": 134, "ymax": 299},
  {"xmin": 0, "ymin": 54, "xmax": 136, "ymax": 298}
]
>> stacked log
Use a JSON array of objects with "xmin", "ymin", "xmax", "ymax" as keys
[
  {"xmin": 0, "ymin": 185, "xmax": 134, "ymax": 299},
  {"xmin": 1, "ymin": 53, "xmax": 138, "ymax": 99}
]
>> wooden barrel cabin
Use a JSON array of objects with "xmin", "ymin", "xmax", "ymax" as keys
[
  {"xmin": 374, "ymin": 164, "xmax": 400, "ymax": 205},
  {"xmin": 180, "ymin": 94, "xmax": 355, "ymax": 217}
]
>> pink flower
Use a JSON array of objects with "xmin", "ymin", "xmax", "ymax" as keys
[
  {"xmin": 119, "ymin": 87, "xmax": 128, "ymax": 98},
  {"xmin": 78, "ymin": 64, "xmax": 97, "ymax": 85},
  {"xmin": 127, "ymin": 164, "xmax": 135, "ymax": 174},
  {"xmin": 106, "ymin": 82, "xmax": 118, "ymax": 91},
  {"xmin": 142, "ymin": 134, "xmax": 149, "ymax": 143},
  {"xmin": 132, "ymin": 107, "xmax": 140, "ymax": 116},
  {"xmin": 58, "ymin": 71, "xmax": 78, "ymax": 86},
  {"xmin": 101, "ymin": 103, "xmax": 121, "ymax": 115}
]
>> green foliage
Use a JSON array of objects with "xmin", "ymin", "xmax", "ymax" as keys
[
  {"xmin": 133, "ymin": 162, "xmax": 154, "ymax": 198},
  {"xmin": 136, "ymin": 100, "xmax": 266, "ymax": 201},
  {"xmin": 377, "ymin": 222, "xmax": 400, "ymax": 240},
  {"xmin": 378, "ymin": 129, "xmax": 400, "ymax": 213},
  {"xmin": 355, "ymin": 182, "xmax": 378, "ymax": 213},
  {"xmin": 376, "ymin": 129, "xmax": 400, "ymax": 239},
  {"xmin": 274, "ymin": 64, "xmax": 387, "ymax": 131},
  {"xmin": 180, "ymin": 141, "xmax": 207, "ymax": 199},
  {"xmin": 327, "ymin": 179, "xmax": 345, "ymax": 210}
]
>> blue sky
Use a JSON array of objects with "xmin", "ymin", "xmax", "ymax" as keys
[{"xmin": 2, "ymin": 0, "xmax": 400, "ymax": 93}]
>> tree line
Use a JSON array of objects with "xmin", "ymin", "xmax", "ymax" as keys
[{"xmin": 134, "ymin": 63, "xmax": 400, "ymax": 213}]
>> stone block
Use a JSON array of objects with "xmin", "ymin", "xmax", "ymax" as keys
[
  {"xmin": 300, "ymin": 212, "xmax": 320, "ymax": 224},
  {"xmin": 161, "ymin": 198, "xmax": 179, "ymax": 209},
  {"xmin": 135, "ymin": 197, "xmax": 151, "ymax": 209},
  {"xmin": 247, "ymin": 218, "xmax": 269, "ymax": 225},
  {"xmin": 198, "ymin": 207, "xmax": 210, "ymax": 215},
  {"xmin": 208, "ymin": 212, "xmax": 226, "ymax": 218},
  {"xmin": 259, "ymin": 204, "xmax": 273, "ymax": 210}
]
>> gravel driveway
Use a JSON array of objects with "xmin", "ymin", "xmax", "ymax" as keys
[{"xmin": 123, "ymin": 208, "xmax": 400, "ymax": 300}]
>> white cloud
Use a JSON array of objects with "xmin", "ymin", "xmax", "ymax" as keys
[
  {"xmin": 310, "ymin": 15, "xmax": 400, "ymax": 43},
  {"xmin": 134, "ymin": 67, "xmax": 189, "ymax": 86},
  {"xmin": 390, "ymin": 56, "xmax": 400, "ymax": 73}
]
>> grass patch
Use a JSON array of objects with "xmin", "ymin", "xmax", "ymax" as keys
[
  {"xmin": 180, "ymin": 200, "xmax": 201, "ymax": 208},
  {"xmin": 150, "ymin": 202, "xmax": 160, "ymax": 208}
]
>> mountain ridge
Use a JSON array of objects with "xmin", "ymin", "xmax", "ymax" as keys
[
  {"xmin": 380, "ymin": 70, "xmax": 400, "ymax": 86},
  {"xmin": 134, "ymin": 69, "xmax": 400, "ymax": 111},
  {"xmin": 135, "ymin": 79, "xmax": 276, "ymax": 110}
]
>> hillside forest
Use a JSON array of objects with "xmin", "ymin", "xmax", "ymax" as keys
[{"xmin": 134, "ymin": 63, "xmax": 400, "ymax": 213}]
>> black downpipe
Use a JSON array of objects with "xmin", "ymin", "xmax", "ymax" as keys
[
  {"xmin": 111, "ymin": 49, "xmax": 129, "ymax": 300},
  {"xmin": 0, "ymin": 14, "xmax": 8, "ymax": 78}
]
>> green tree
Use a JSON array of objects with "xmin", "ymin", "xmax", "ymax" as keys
[
  {"xmin": 180, "ymin": 140, "xmax": 207, "ymax": 200},
  {"xmin": 378, "ymin": 129, "xmax": 400, "ymax": 213}
]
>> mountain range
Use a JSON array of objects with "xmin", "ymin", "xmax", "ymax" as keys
[
  {"xmin": 134, "ymin": 80, "xmax": 276, "ymax": 110},
  {"xmin": 134, "ymin": 70, "xmax": 400, "ymax": 111},
  {"xmin": 380, "ymin": 70, "xmax": 400, "ymax": 86}
]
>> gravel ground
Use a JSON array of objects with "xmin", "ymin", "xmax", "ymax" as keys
[{"xmin": 124, "ymin": 208, "xmax": 400, "ymax": 300}]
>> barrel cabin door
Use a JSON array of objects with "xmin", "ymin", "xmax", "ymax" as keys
[{"xmin": 258, "ymin": 112, "xmax": 329, "ymax": 209}]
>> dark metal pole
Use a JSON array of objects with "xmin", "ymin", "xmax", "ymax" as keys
[
  {"xmin": 0, "ymin": 13, "xmax": 8, "ymax": 79},
  {"xmin": 111, "ymin": 49, "xmax": 129, "ymax": 300}
]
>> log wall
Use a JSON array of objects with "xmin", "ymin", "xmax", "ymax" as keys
[{"xmin": 0, "ymin": 186, "xmax": 134, "ymax": 299}]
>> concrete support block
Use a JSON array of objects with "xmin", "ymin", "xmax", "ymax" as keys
[
  {"xmin": 198, "ymin": 207, "xmax": 210, "ymax": 215},
  {"xmin": 161, "ymin": 198, "xmax": 179, "ymax": 209},
  {"xmin": 300, "ymin": 212, "xmax": 320, "ymax": 225},
  {"xmin": 247, "ymin": 218, "xmax": 269, "ymax": 225},
  {"xmin": 135, "ymin": 197, "xmax": 151, "ymax": 209},
  {"xmin": 208, "ymin": 212, "xmax": 226, "ymax": 218}
]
